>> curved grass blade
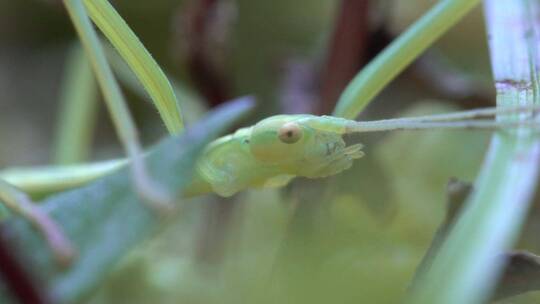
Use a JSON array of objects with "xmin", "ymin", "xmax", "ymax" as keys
[
  {"xmin": 333, "ymin": 0, "xmax": 480, "ymax": 119},
  {"xmin": 63, "ymin": 0, "xmax": 173, "ymax": 209},
  {"xmin": 407, "ymin": 2, "xmax": 540, "ymax": 303},
  {"xmin": 0, "ymin": 98, "xmax": 253, "ymax": 303},
  {"xmin": 83, "ymin": 0, "xmax": 184, "ymax": 135}
]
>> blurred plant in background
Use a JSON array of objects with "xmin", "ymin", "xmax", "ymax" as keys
[{"xmin": 1, "ymin": 0, "xmax": 540, "ymax": 303}]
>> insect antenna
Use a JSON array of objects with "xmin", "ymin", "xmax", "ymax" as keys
[
  {"xmin": 346, "ymin": 104, "xmax": 540, "ymax": 133},
  {"xmin": 347, "ymin": 119, "xmax": 540, "ymax": 133},
  {"xmin": 361, "ymin": 104, "xmax": 540, "ymax": 124}
]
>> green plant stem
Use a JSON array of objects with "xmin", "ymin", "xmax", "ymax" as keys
[
  {"xmin": 407, "ymin": 1, "xmax": 540, "ymax": 303},
  {"xmin": 63, "ymin": 0, "xmax": 141, "ymax": 157},
  {"xmin": 62, "ymin": 0, "xmax": 175, "ymax": 208},
  {"xmin": 83, "ymin": 0, "xmax": 184, "ymax": 135},
  {"xmin": 53, "ymin": 43, "xmax": 98, "ymax": 165},
  {"xmin": 333, "ymin": 0, "xmax": 480, "ymax": 119}
]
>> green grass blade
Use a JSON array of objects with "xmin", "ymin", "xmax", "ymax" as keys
[
  {"xmin": 52, "ymin": 43, "xmax": 98, "ymax": 165},
  {"xmin": 0, "ymin": 99, "xmax": 253, "ymax": 303},
  {"xmin": 1, "ymin": 159, "xmax": 125, "ymax": 196},
  {"xmin": 63, "ymin": 0, "xmax": 142, "ymax": 155},
  {"xmin": 83, "ymin": 0, "xmax": 184, "ymax": 135},
  {"xmin": 407, "ymin": 2, "xmax": 540, "ymax": 303},
  {"xmin": 332, "ymin": 0, "xmax": 480, "ymax": 119},
  {"xmin": 62, "ymin": 0, "xmax": 165, "ymax": 202}
]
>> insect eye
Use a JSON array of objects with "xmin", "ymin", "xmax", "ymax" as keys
[{"xmin": 278, "ymin": 122, "xmax": 302, "ymax": 144}]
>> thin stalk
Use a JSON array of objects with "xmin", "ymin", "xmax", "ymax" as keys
[
  {"xmin": 52, "ymin": 43, "xmax": 98, "ymax": 164},
  {"xmin": 0, "ymin": 179, "xmax": 75, "ymax": 265},
  {"xmin": 333, "ymin": 0, "xmax": 480, "ymax": 119},
  {"xmin": 62, "ymin": 0, "xmax": 171, "ymax": 208},
  {"xmin": 62, "ymin": 0, "xmax": 139, "ymax": 156}
]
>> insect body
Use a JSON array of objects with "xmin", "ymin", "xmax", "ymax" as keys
[
  {"xmin": 4, "ymin": 106, "xmax": 538, "ymax": 199},
  {"xmin": 185, "ymin": 105, "xmax": 540, "ymax": 198},
  {"xmin": 0, "ymin": 106, "xmax": 538, "ymax": 264},
  {"xmin": 185, "ymin": 115, "xmax": 364, "ymax": 197}
]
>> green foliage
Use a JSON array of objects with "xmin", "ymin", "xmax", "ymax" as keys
[
  {"xmin": 333, "ymin": 0, "xmax": 481, "ymax": 118},
  {"xmin": 1, "ymin": 0, "xmax": 540, "ymax": 303},
  {"xmin": 1, "ymin": 99, "xmax": 252, "ymax": 303},
  {"xmin": 53, "ymin": 43, "xmax": 98, "ymax": 165},
  {"xmin": 83, "ymin": 0, "xmax": 184, "ymax": 135},
  {"xmin": 79, "ymin": 102, "xmax": 488, "ymax": 304},
  {"xmin": 408, "ymin": 2, "xmax": 540, "ymax": 303}
]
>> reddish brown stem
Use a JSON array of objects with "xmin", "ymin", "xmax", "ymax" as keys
[
  {"xmin": 0, "ymin": 226, "xmax": 51, "ymax": 304},
  {"xmin": 183, "ymin": 0, "xmax": 231, "ymax": 106},
  {"xmin": 318, "ymin": 0, "xmax": 370, "ymax": 115}
]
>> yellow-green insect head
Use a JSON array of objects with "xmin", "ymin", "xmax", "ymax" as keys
[
  {"xmin": 249, "ymin": 116, "xmax": 309, "ymax": 165},
  {"xmin": 249, "ymin": 115, "xmax": 364, "ymax": 178}
]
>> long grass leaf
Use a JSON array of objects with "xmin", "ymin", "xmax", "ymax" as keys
[
  {"xmin": 63, "ymin": 0, "xmax": 142, "ymax": 157},
  {"xmin": 84, "ymin": 0, "xmax": 184, "ymax": 135},
  {"xmin": 408, "ymin": 1, "xmax": 540, "ymax": 303}
]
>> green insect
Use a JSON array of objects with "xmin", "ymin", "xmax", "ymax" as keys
[
  {"xmin": 0, "ymin": 0, "xmax": 537, "ymax": 270},
  {"xmin": 185, "ymin": 106, "xmax": 539, "ymax": 198},
  {"xmin": 185, "ymin": 115, "xmax": 364, "ymax": 197},
  {"xmin": 5, "ymin": 106, "xmax": 537, "ymax": 200},
  {"xmin": 1, "ymin": 104, "xmax": 539, "ymax": 266}
]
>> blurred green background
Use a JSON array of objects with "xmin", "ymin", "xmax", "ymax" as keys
[{"xmin": 1, "ymin": 0, "xmax": 539, "ymax": 303}]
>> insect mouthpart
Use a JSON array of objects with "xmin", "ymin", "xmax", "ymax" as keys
[
  {"xmin": 343, "ymin": 143, "xmax": 364, "ymax": 159},
  {"xmin": 306, "ymin": 142, "xmax": 365, "ymax": 178}
]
